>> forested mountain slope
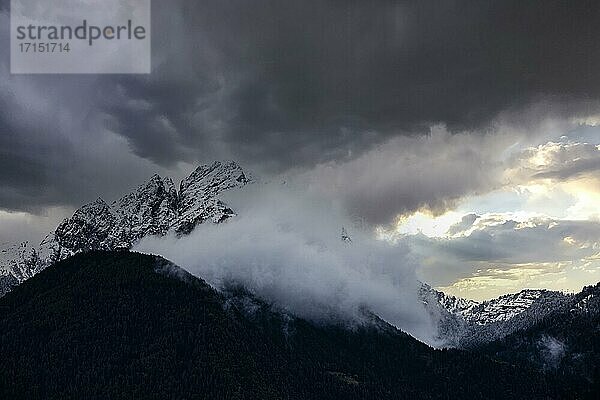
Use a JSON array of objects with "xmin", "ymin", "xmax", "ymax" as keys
[{"xmin": 0, "ymin": 251, "xmax": 566, "ymax": 400}]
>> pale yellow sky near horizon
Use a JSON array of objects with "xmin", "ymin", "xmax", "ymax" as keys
[{"xmin": 389, "ymin": 134, "xmax": 600, "ymax": 301}]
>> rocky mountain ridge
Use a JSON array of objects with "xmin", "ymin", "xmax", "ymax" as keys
[
  {"xmin": 0, "ymin": 161, "xmax": 251, "ymax": 296},
  {"xmin": 421, "ymin": 283, "xmax": 574, "ymax": 348}
]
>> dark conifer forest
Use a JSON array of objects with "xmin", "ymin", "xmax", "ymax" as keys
[{"xmin": 0, "ymin": 251, "xmax": 595, "ymax": 399}]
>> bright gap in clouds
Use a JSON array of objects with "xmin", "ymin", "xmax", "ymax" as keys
[
  {"xmin": 389, "ymin": 129, "xmax": 600, "ymax": 301},
  {"xmin": 391, "ymin": 211, "xmax": 463, "ymax": 238}
]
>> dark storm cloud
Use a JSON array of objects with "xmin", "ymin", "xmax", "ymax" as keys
[
  {"xmin": 0, "ymin": 17, "xmax": 173, "ymax": 213},
  {"xmin": 104, "ymin": 0, "xmax": 600, "ymax": 168},
  {"xmin": 2, "ymin": 0, "xmax": 600, "ymax": 215},
  {"xmin": 0, "ymin": 74, "xmax": 164, "ymax": 212}
]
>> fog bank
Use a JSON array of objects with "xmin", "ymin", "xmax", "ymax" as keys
[{"xmin": 135, "ymin": 184, "xmax": 437, "ymax": 344}]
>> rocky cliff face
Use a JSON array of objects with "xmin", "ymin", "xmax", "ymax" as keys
[
  {"xmin": 0, "ymin": 161, "xmax": 251, "ymax": 295},
  {"xmin": 175, "ymin": 161, "xmax": 250, "ymax": 234}
]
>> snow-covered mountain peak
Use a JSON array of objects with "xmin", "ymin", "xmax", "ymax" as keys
[
  {"xmin": 181, "ymin": 160, "xmax": 250, "ymax": 195},
  {"xmin": 0, "ymin": 161, "xmax": 252, "ymax": 294},
  {"xmin": 54, "ymin": 197, "xmax": 116, "ymax": 253},
  {"xmin": 176, "ymin": 160, "xmax": 251, "ymax": 234},
  {"xmin": 110, "ymin": 173, "xmax": 179, "ymax": 242}
]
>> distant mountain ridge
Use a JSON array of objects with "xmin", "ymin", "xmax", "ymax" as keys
[
  {"xmin": 421, "ymin": 283, "xmax": 574, "ymax": 348},
  {"xmin": 0, "ymin": 161, "xmax": 250, "ymax": 295}
]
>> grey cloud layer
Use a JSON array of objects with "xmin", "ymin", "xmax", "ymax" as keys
[
  {"xmin": 3, "ymin": 0, "xmax": 600, "ymax": 219},
  {"xmin": 116, "ymin": 0, "xmax": 600, "ymax": 167},
  {"xmin": 412, "ymin": 214, "xmax": 600, "ymax": 288},
  {"xmin": 523, "ymin": 142, "xmax": 600, "ymax": 181},
  {"xmin": 303, "ymin": 128, "xmax": 510, "ymax": 225}
]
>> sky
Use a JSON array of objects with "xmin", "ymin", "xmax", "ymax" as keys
[{"xmin": 1, "ymin": 0, "xmax": 600, "ymax": 300}]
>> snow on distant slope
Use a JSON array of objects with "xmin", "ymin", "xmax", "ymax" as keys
[
  {"xmin": 465, "ymin": 290, "xmax": 545, "ymax": 325},
  {"xmin": 421, "ymin": 284, "xmax": 573, "ymax": 348}
]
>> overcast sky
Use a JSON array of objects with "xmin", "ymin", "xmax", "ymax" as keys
[{"xmin": 1, "ymin": 0, "xmax": 600, "ymax": 299}]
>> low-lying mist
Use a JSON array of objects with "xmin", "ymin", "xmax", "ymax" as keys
[{"xmin": 135, "ymin": 184, "xmax": 438, "ymax": 344}]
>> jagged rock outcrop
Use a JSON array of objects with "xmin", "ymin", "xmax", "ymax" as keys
[
  {"xmin": 0, "ymin": 161, "xmax": 251, "ymax": 295},
  {"xmin": 55, "ymin": 198, "xmax": 117, "ymax": 252},
  {"xmin": 110, "ymin": 174, "xmax": 179, "ymax": 243},
  {"xmin": 175, "ymin": 161, "xmax": 249, "ymax": 234}
]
